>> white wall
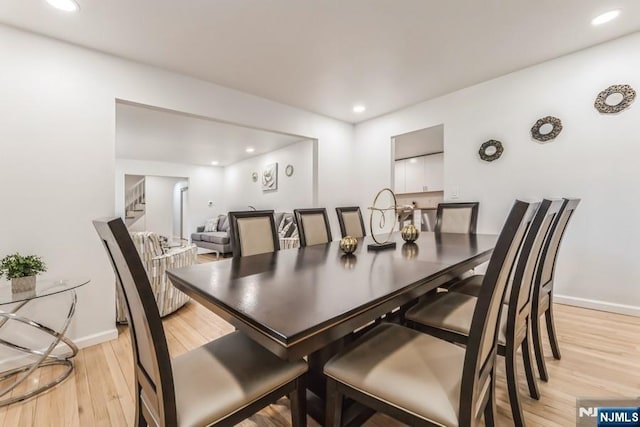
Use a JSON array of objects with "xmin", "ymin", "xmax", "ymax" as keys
[
  {"xmin": 224, "ymin": 140, "xmax": 314, "ymax": 212},
  {"xmin": 0, "ymin": 24, "xmax": 354, "ymax": 351},
  {"xmin": 354, "ymin": 32, "xmax": 640, "ymax": 315},
  {"xmin": 142, "ymin": 176, "xmax": 185, "ymax": 238},
  {"xmin": 173, "ymin": 180, "xmax": 189, "ymax": 239}
]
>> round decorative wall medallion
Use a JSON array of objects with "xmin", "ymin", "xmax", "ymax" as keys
[
  {"xmin": 594, "ymin": 84, "xmax": 636, "ymax": 114},
  {"xmin": 251, "ymin": 172, "xmax": 258, "ymax": 182},
  {"xmin": 285, "ymin": 164, "xmax": 294, "ymax": 177},
  {"xmin": 531, "ymin": 116, "xmax": 563, "ymax": 143},
  {"xmin": 479, "ymin": 140, "xmax": 504, "ymax": 162}
]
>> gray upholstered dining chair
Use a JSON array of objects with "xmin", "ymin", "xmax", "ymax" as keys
[
  {"xmin": 93, "ymin": 217, "xmax": 308, "ymax": 427},
  {"xmin": 293, "ymin": 208, "xmax": 332, "ymax": 247},
  {"xmin": 323, "ymin": 200, "xmax": 537, "ymax": 427},
  {"xmin": 228, "ymin": 210, "xmax": 280, "ymax": 257},
  {"xmin": 435, "ymin": 202, "xmax": 480, "ymax": 234},
  {"xmin": 335, "ymin": 206, "xmax": 366, "ymax": 238},
  {"xmin": 405, "ymin": 199, "xmax": 563, "ymax": 426}
]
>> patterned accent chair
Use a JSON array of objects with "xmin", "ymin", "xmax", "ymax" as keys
[{"xmin": 115, "ymin": 232, "xmax": 197, "ymax": 323}]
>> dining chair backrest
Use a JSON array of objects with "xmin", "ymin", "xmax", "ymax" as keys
[
  {"xmin": 536, "ymin": 198, "xmax": 581, "ymax": 291},
  {"xmin": 93, "ymin": 218, "xmax": 177, "ymax": 426},
  {"xmin": 228, "ymin": 210, "xmax": 280, "ymax": 257},
  {"xmin": 435, "ymin": 202, "xmax": 479, "ymax": 234},
  {"xmin": 509, "ymin": 199, "xmax": 564, "ymax": 314},
  {"xmin": 458, "ymin": 200, "xmax": 537, "ymax": 425},
  {"xmin": 335, "ymin": 206, "xmax": 366, "ymax": 238},
  {"xmin": 294, "ymin": 208, "xmax": 332, "ymax": 247}
]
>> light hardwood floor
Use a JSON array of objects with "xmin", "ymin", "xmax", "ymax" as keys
[{"xmin": 0, "ymin": 280, "xmax": 638, "ymax": 426}]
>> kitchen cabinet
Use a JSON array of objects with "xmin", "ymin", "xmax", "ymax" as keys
[
  {"xmin": 423, "ymin": 153, "xmax": 444, "ymax": 192},
  {"xmin": 394, "ymin": 152, "xmax": 443, "ymax": 194},
  {"xmin": 394, "ymin": 160, "xmax": 406, "ymax": 194}
]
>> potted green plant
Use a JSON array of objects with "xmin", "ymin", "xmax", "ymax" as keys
[{"xmin": 0, "ymin": 253, "xmax": 47, "ymax": 293}]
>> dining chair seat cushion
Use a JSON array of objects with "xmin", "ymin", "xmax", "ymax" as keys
[
  {"xmin": 406, "ymin": 292, "xmax": 507, "ymax": 345},
  {"xmin": 324, "ymin": 323, "xmax": 464, "ymax": 427},
  {"xmin": 172, "ymin": 331, "xmax": 307, "ymax": 427},
  {"xmin": 449, "ymin": 274, "xmax": 512, "ymax": 305}
]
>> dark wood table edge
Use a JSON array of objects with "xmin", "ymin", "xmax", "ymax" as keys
[{"xmin": 167, "ymin": 249, "xmax": 492, "ymax": 361}]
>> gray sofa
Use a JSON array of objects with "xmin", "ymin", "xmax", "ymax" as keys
[{"xmin": 191, "ymin": 212, "xmax": 297, "ymax": 255}]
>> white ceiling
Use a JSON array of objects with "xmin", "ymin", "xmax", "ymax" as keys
[
  {"xmin": 2, "ymin": 1, "xmax": 640, "ymax": 123},
  {"xmin": 116, "ymin": 102, "xmax": 305, "ymax": 166},
  {"xmin": 394, "ymin": 125, "xmax": 443, "ymax": 160}
]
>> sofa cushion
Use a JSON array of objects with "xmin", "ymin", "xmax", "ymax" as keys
[
  {"xmin": 200, "ymin": 232, "xmax": 230, "ymax": 245},
  {"xmin": 217, "ymin": 215, "xmax": 230, "ymax": 232},
  {"xmin": 204, "ymin": 217, "xmax": 219, "ymax": 232},
  {"xmin": 191, "ymin": 232, "xmax": 204, "ymax": 242}
]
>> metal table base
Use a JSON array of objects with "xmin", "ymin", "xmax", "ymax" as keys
[{"xmin": 0, "ymin": 291, "xmax": 78, "ymax": 406}]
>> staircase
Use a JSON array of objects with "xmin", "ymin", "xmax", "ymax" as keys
[{"xmin": 125, "ymin": 178, "xmax": 146, "ymax": 227}]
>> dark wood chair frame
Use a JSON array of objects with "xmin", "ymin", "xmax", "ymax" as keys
[
  {"xmin": 406, "ymin": 200, "xmax": 563, "ymax": 426},
  {"xmin": 326, "ymin": 200, "xmax": 537, "ymax": 427},
  {"xmin": 93, "ymin": 217, "xmax": 306, "ymax": 427},
  {"xmin": 293, "ymin": 208, "xmax": 333, "ymax": 247},
  {"xmin": 435, "ymin": 202, "xmax": 480, "ymax": 234},
  {"xmin": 228, "ymin": 210, "xmax": 280, "ymax": 258},
  {"xmin": 531, "ymin": 198, "xmax": 580, "ymax": 381},
  {"xmin": 335, "ymin": 206, "xmax": 366, "ymax": 238}
]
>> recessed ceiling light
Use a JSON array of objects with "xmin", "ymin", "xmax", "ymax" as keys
[
  {"xmin": 210, "ymin": 161, "xmax": 219, "ymax": 166},
  {"xmin": 353, "ymin": 105, "xmax": 366, "ymax": 113},
  {"xmin": 591, "ymin": 9, "xmax": 620, "ymax": 26},
  {"xmin": 45, "ymin": 0, "xmax": 80, "ymax": 12},
  {"xmin": 245, "ymin": 147, "xmax": 255, "ymax": 153}
]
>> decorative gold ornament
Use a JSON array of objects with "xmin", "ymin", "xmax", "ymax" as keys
[
  {"xmin": 401, "ymin": 224, "xmax": 420, "ymax": 243},
  {"xmin": 594, "ymin": 84, "xmax": 635, "ymax": 114},
  {"xmin": 479, "ymin": 140, "xmax": 503, "ymax": 162},
  {"xmin": 401, "ymin": 243, "xmax": 419, "ymax": 259},
  {"xmin": 340, "ymin": 254, "xmax": 357, "ymax": 269},
  {"xmin": 367, "ymin": 188, "xmax": 398, "ymax": 248},
  {"xmin": 531, "ymin": 116, "xmax": 562, "ymax": 142},
  {"xmin": 339, "ymin": 236, "xmax": 358, "ymax": 254}
]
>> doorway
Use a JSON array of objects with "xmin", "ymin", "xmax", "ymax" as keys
[{"xmin": 391, "ymin": 124, "xmax": 444, "ymax": 231}]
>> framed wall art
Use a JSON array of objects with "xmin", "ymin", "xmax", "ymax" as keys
[{"xmin": 262, "ymin": 163, "xmax": 278, "ymax": 191}]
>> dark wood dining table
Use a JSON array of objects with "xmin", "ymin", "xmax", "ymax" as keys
[{"xmin": 167, "ymin": 231, "xmax": 496, "ymax": 425}]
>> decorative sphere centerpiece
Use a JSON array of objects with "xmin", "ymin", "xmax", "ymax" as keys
[
  {"xmin": 339, "ymin": 236, "xmax": 358, "ymax": 254},
  {"xmin": 401, "ymin": 224, "xmax": 420, "ymax": 243}
]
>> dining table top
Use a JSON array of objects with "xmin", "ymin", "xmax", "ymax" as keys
[{"xmin": 167, "ymin": 231, "xmax": 496, "ymax": 360}]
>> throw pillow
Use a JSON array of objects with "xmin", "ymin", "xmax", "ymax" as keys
[
  {"xmin": 204, "ymin": 217, "xmax": 218, "ymax": 232},
  {"xmin": 217, "ymin": 215, "xmax": 229, "ymax": 232},
  {"xmin": 278, "ymin": 216, "xmax": 293, "ymax": 238}
]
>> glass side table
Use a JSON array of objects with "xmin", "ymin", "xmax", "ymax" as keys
[{"xmin": 0, "ymin": 277, "xmax": 90, "ymax": 406}]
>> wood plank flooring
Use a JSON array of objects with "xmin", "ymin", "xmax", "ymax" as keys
[{"xmin": 0, "ymin": 273, "xmax": 638, "ymax": 426}]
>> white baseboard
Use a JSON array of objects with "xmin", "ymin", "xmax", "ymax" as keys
[
  {"xmin": 0, "ymin": 328, "xmax": 118, "ymax": 372},
  {"xmin": 73, "ymin": 328, "xmax": 119, "ymax": 349},
  {"xmin": 554, "ymin": 294, "xmax": 640, "ymax": 317}
]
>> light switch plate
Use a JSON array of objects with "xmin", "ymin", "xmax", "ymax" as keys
[{"xmin": 451, "ymin": 186, "xmax": 460, "ymax": 199}]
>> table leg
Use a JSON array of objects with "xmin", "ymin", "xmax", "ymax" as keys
[
  {"xmin": 305, "ymin": 335, "xmax": 376, "ymax": 427},
  {"xmin": 0, "ymin": 291, "xmax": 78, "ymax": 406}
]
